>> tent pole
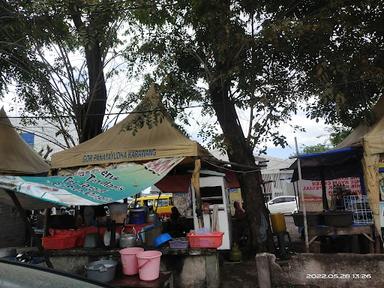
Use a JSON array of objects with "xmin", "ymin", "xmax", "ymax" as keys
[
  {"xmin": 320, "ymin": 168, "xmax": 329, "ymax": 210},
  {"xmin": 293, "ymin": 181, "xmax": 299, "ymax": 210},
  {"xmin": 5, "ymin": 190, "xmax": 53, "ymax": 269},
  {"xmin": 192, "ymin": 158, "xmax": 203, "ymax": 228},
  {"xmin": 43, "ymin": 208, "xmax": 50, "ymax": 236},
  {"xmin": 295, "ymin": 137, "xmax": 309, "ymax": 252}
]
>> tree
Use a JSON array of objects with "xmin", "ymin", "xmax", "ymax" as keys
[
  {"xmin": 2, "ymin": 0, "xmax": 133, "ymax": 145},
  {"xmin": 303, "ymin": 143, "xmax": 330, "ymax": 154},
  {"xmin": 260, "ymin": 0, "xmax": 384, "ymax": 128},
  {"xmin": 0, "ymin": 0, "xmax": 51, "ymax": 97},
  {"xmin": 329, "ymin": 126, "xmax": 351, "ymax": 146},
  {"xmin": 126, "ymin": 0, "xmax": 305, "ymax": 251}
]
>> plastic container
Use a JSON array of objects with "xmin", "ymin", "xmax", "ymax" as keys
[
  {"xmin": 187, "ymin": 231, "xmax": 224, "ymax": 249},
  {"xmin": 154, "ymin": 233, "xmax": 172, "ymax": 248},
  {"xmin": 292, "ymin": 212, "xmax": 321, "ymax": 227},
  {"xmin": 119, "ymin": 247, "xmax": 144, "ymax": 275},
  {"xmin": 129, "ymin": 208, "xmax": 146, "ymax": 224},
  {"xmin": 323, "ymin": 211, "xmax": 353, "ymax": 227},
  {"xmin": 136, "ymin": 250, "xmax": 162, "ymax": 281},
  {"xmin": 50, "ymin": 229, "xmax": 85, "ymax": 247},
  {"xmin": 169, "ymin": 238, "xmax": 189, "ymax": 249},
  {"xmin": 42, "ymin": 235, "xmax": 77, "ymax": 250},
  {"xmin": 85, "ymin": 259, "xmax": 117, "ymax": 283},
  {"xmin": 270, "ymin": 213, "xmax": 287, "ymax": 233}
]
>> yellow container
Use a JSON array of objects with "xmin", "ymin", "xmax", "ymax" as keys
[{"xmin": 270, "ymin": 213, "xmax": 287, "ymax": 233}]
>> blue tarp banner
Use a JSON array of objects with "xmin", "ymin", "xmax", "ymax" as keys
[{"xmin": 0, "ymin": 157, "xmax": 183, "ymax": 206}]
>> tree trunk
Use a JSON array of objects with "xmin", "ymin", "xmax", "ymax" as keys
[
  {"xmin": 69, "ymin": 6, "xmax": 108, "ymax": 143},
  {"xmin": 209, "ymin": 79, "xmax": 271, "ymax": 252},
  {"xmin": 80, "ymin": 40, "xmax": 107, "ymax": 142}
]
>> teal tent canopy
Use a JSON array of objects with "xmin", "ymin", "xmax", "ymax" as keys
[{"xmin": 0, "ymin": 157, "xmax": 183, "ymax": 207}]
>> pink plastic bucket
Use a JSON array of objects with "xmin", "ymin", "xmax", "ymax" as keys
[
  {"xmin": 119, "ymin": 247, "xmax": 144, "ymax": 275},
  {"xmin": 137, "ymin": 250, "xmax": 162, "ymax": 281}
]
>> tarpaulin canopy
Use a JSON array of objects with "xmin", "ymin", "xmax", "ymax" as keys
[
  {"xmin": 333, "ymin": 97, "xmax": 384, "ymax": 235},
  {"xmin": 0, "ymin": 108, "xmax": 50, "ymax": 175},
  {"xmin": 337, "ymin": 96, "xmax": 384, "ymax": 150},
  {"xmin": 51, "ymin": 85, "xmax": 210, "ymax": 169},
  {"xmin": 290, "ymin": 147, "xmax": 364, "ymax": 181},
  {"xmin": 0, "ymin": 108, "xmax": 52, "ymax": 209},
  {"xmin": 0, "ymin": 157, "xmax": 183, "ymax": 206}
]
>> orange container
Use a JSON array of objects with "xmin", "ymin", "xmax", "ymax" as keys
[
  {"xmin": 42, "ymin": 235, "xmax": 77, "ymax": 250},
  {"xmin": 50, "ymin": 229, "xmax": 85, "ymax": 247},
  {"xmin": 187, "ymin": 231, "xmax": 224, "ymax": 248}
]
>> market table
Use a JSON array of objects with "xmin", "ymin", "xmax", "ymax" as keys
[
  {"xmin": 110, "ymin": 272, "xmax": 173, "ymax": 288},
  {"xmin": 307, "ymin": 224, "xmax": 375, "ymax": 253}
]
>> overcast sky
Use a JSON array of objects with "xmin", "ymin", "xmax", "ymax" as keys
[{"xmin": 1, "ymin": 91, "xmax": 330, "ymax": 160}]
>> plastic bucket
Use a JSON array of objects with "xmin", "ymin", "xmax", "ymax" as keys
[
  {"xmin": 137, "ymin": 250, "xmax": 162, "ymax": 281},
  {"xmin": 119, "ymin": 247, "xmax": 144, "ymax": 275},
  {"xmin": 270, "ymin": 213, "xmax": 287, "ymax": 233},
  {"xmin": 129, "ymin": 208, "xmax": 146, "ymax": 224}
]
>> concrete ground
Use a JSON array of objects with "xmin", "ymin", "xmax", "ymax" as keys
[
  {"xmin": 285, "ymin": 215, "xmax": 301, "ymax": 242},
  {"xmin": 220, "ymin": 261, "xmax": 258, "ymax": 288},
  {"xmin": 219, "ymin": 215, "xmax": 304, "ymax": 288}
]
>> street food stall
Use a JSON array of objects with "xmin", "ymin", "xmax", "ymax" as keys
[
  {"xmin": 290, "ymin": 97, "xmax": 384, "ymax": 253},
  {"xmin": 290, "ymin": 147, "xmax": 376, "ymax": 252},
  {"xmin": 0, "ymin": 86, "xmax": 238, "ymax": 287}
]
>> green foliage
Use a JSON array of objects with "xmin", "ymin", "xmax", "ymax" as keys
[
  {"xmin": 0, "ymin": 0, "xmax": 52, "ymax": 96},
  {"xmin": 302, "ymin": 125, "xmax": 351, "ymax": 154},
  {"xmin": 329, "ymin": 125, "xmax": 352, "ymax": 146},
  {"xmin": 303, "ymin": 143, "xmax": 330, "ymax": 154},
  {"xmin": 1, "ymin": 0, "xmax": 134, "ymax": 145},
  {"xmin": 125, "ymin": 0, "xmax": 304, "ymax": 153},
  {"xmin": 260, "ymin": 0, "xmax": 384, "ymax": 128}
]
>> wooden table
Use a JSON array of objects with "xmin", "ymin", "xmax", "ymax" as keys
[
  {"xmin": 110, "ymin": 272, "xmax": 173, "ymax": 288},
  {"xmin": 307, "ymin": 224, "xmax": 375, "ymax": 253}
]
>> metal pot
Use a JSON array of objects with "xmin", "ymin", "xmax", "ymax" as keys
[
  {"xmin": 120, "ymin": 233, "xmax": 137, "ymax": 248},
  {"xmin": 85, "ymin": 259, "xmax": 117, "ymax": 283}
]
